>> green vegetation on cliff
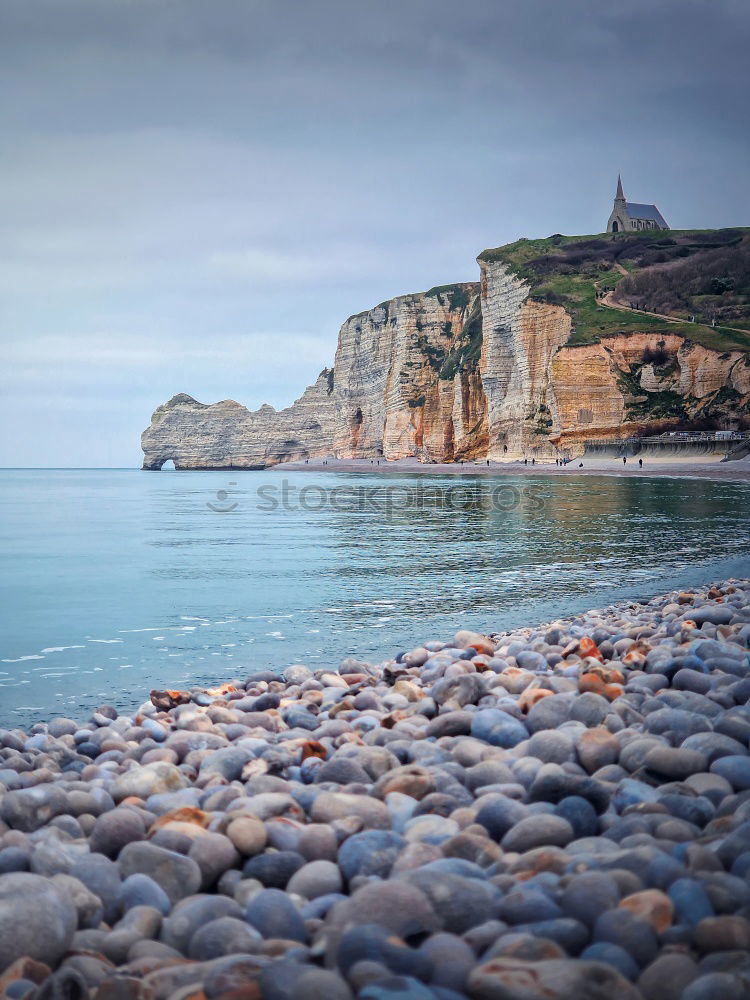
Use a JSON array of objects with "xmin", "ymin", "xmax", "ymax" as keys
[
  {"xmin": 424, "ymin": 283, "xmax": 473, "ymax": 312},
  {"xmin": 438, "ymin": 295, "xmax": 483, "ymax": 381},
  {"xmin": 478, "ymin": 229, "xmax": 750, "ymax": 353}
]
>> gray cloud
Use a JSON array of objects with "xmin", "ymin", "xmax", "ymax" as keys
[{"xmin": 1, "ymin": 0, "xmax": 748, "ymax": 465}]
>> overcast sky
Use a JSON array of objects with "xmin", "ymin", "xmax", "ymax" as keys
[{"xmin": 2, "ymin": 0, "xmax": 748, "ymax": 466}]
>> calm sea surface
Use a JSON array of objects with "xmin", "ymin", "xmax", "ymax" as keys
[{"xmin": 1, "ymin": 468, "xmax": 749, "ymax": 728}]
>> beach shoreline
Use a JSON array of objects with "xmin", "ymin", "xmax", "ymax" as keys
[
  {"xmin": 1, "ymin": 578, "xmax": 749, "ymax": 995},
  {"xmin": 274, "ymin": 455, "xmax": 750, "ymax": 482}
]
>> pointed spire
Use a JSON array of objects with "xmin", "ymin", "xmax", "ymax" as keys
[{"xmin": 615, "ymin": 174, "xmax": 625, "ymax": 201}]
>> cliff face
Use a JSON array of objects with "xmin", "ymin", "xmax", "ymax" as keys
[
  {"xmin": 479, "ymin": 260, "xmax": 572, "ymax": 459},
  {"xmin": 141, "ymin": 373, "xmax": 336, "ymax": 470},
  {"xmin": 331, "ymin": 284, "xmax": 485, "ymax": 462},
  {"xmin": 142, "ymin": 231, "xmax": 750, "ymax": 469},
  {"xmin": 550, "ymin": 335, "xmax": 750, "ymax": 449}
]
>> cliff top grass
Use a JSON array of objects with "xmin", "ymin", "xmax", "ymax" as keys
[{"xmin": 478, "ymin": 229, "xmax": 750, "ymax": 352}]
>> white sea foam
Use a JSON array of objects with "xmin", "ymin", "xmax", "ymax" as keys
[
  {"xmin": 89, "ymin": 639, "xmax": 123, "ymax": 644},
  {"xmin": 2, "ymin": 654, "xmax": 44, "ymax": 663},
  {"xmin": 41, "ymin": 645, "xmax": 85, "ymax": 653}
]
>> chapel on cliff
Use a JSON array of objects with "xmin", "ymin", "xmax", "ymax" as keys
[{"xmin": 606, "ymin": 175, "xmax": 669, "ymax": 233}]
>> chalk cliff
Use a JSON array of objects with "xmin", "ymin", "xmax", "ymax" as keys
[
  {"xmin": 331, "ymin": 284, "xmax": 485, "ymax": 462},
  {"xmin": 142, "ymin": 230, "xmax": 750, "ymax": 468},
  {"xmin": 141, "ymin": 373, "xmax": 336, "ymax": 470}
]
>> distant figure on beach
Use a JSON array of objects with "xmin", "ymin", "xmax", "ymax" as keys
[
  {"xmin": 623, "ymin": 457, "xmax": 627, "ymax": 465},
  {"xmin": 503, "ymin": 445, "xmax": 508, "ymax": 454},
  {"xmin": 524, "ymin": 458, "xmax": 527, "ymax": 466},
  {"xmin": 579, "ymin": 462, "xmax": 584, "ymax": 467},
  {"xmin": 531, "ymin": 458, "xmax": 535, "ymax": 465},
  {"xmin": 486, "ymin": 460, "xmax": 489, "ymax": 466},
  {"xmin": 639, "ymin": 458, "xmax": 643, "ymax": 468}
]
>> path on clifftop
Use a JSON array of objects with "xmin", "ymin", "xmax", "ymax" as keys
[{"xmin": 598, "ymin": 262, "xmax": 750, "ymax": 336}]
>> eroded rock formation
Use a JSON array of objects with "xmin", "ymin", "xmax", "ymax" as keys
[
  {"xmin": 142, "ymin": 244, "xmax": 750, "ymax": 469},
  {"xmin": 141, "ymin": 373, "xmax": 336, "ymax": 470}
]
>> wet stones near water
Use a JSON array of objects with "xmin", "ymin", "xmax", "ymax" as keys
[{"xmin": 0, "ymin": 579, "xmax": 749, "ymax": 998}]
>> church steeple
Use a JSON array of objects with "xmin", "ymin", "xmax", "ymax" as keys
[{"xmin": 615, "ymin": 174, "xmax": 625, "ymax": 202}]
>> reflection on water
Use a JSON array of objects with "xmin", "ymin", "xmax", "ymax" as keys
[{"xmin": 0, "ymin": 469, "xmax": 748, "ymax": 727}]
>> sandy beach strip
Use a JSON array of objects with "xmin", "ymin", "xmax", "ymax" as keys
[{"xmin": 275, "ymin": 455, "xmax": 750, "ymax": 483}]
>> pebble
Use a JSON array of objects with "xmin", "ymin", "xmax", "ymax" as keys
[
  {"xmin": 580, "ymin": 942, "xmax": 639, "ymax": 980},
  {"xmin": 593, "ymin": 907, "xmax": 659, "ymax": 967},
  {"xmin": 88, "ymin": 807, "xmax": 146, "ymax": 858},
  {"xmin": 337, "ymin": 830, "xmax": 405, "ymax": 882},
  {"xmin": 467, "ymin": 957, "xmax": 641, "ymax": 999},
  {"xmin": 693, "ymin": 915, "xmax": 750, "ymax": 952},
  {"xmin": 710, "ymin": 756, "xmax": 750, "ymax": 791},
  {"xmin": 117, "ymin": 872, "xmax": 172, "ymax": 915},
  {"xmin": 0, "ymin": 785, "xmax": 68, "ymax": 832},
  {"xmin": 110, "ymin": 761, "xmax": 189, "ymax": 802},
  {"xmin": 117, "ymin": 841, "xmax": 202, "ymax": 903},
  {"xmin": 246, "ymin": 888, "xmax": 307, "ymax": 942},
  {"xmin": 0, "ymin": 874, "xmax": 76, "ymax": 971},
  {"xmin": 0, "ymin": 577, "xmax": 747, "ymax": 999},
  {"xmin": 225, "ymin": 815, "xmax": 268, "ymax": 856},
  {"xmin": 501, "ymin": 815, "xmax": 574, "ymax": 852},
  {"xmin": 187, "ymin": 915, "xmax": 262, "ymax": 960},
  {"xmin": 681, "ymin": 972, "xmax": 749, "ymax": 1000},
  {"xmin": 636, "ymin": 953, "xmax": 699, "ymax": 1000},
  {"xmin": 286, "ymin": 859, "xmax": 343, "ymax": 898}
]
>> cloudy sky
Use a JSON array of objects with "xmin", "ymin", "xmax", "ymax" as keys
[{"xmin": 2, "ymin": 0, "xmax": 748, "ymax": 466}]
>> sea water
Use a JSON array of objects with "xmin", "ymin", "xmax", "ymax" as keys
[{"xmin": 1, "ymin": 468, "xmax": 749, "ymax": 727}]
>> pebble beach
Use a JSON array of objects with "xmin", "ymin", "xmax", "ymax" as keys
[{"xmin": 1, "ymin": 579, "xmax": 750, "ymax": 1000}]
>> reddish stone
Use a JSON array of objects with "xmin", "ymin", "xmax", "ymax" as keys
[
  {"xmin": 300, "ymin": 740, "xmax": 327, "ymax": 761},
  {"xmin": 94, "ymin": 977, "xmax": 153, "ymax": 1000},
  {"xmin": 0, "ymin": 958, "xmax": 51, "ymax": 994},
  {"xmin": 518, "ymin": 688, "xmax": 553, "ymax": 713},
  {"xmin": 619, "ymin": 889, "xmax": 674, "ymax": 933},
  {"xmin": 578, "ymin": 637, "xmax": 603, "ymax": 661},
  {"xmin": 205, "ymin": 682, "xmax": 237, "ymax": 696},
  {"xmin": 149, "ymin": 689, "xmax": 191, "ymax": 711},
  {"xmin": 468, "ymin": 637, "xmax": 495, "ymax": 656},
  {"xmin": 150, "ymin": 807, "xmax": 211, "ymax": 833},
  {"xmin": 579, "ymin": 673, "xmax": 606, "ymax": 695}
]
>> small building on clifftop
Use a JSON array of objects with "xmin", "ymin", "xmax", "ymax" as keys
[{"xmin": 607, "ymin": 175, "xmax": 669, "ymax": 233}]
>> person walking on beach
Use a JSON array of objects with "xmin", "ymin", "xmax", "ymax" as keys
[
  {"xmin": 639, "ymin": 458, "xmax": 643, "ymax": 468},
  {"xmin": 623, "ymin": 456, "xmax": 627, "ymax": 466}
]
